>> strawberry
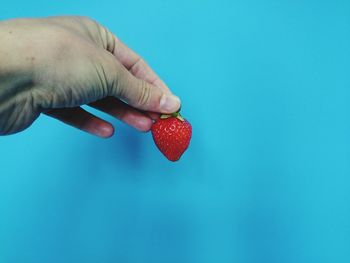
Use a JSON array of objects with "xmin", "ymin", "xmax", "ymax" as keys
[{"xmin": 151, "ymin": 112, "xmax": 192, "ymax": 162}]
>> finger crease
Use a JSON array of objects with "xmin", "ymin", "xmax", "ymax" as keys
[
  {"xmin": 150, "ymin": 77, "xmax": 158, "ymax": 85},
  {"xmin": 128, "ymin": 57, "xmax": 142, "ymax": 71},
  {"xmin": 138, "ymin": 81, "xmax": 151, "ymax": 106}
]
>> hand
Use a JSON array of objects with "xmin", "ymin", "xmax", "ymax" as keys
[{"xmin": 0, "ymin": 16, "xmax": 181, "ymax": 137}]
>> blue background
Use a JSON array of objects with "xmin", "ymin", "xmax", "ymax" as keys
[{"xmin": 1, "ymin": 0, "xmax": 350, "ymax": 262}]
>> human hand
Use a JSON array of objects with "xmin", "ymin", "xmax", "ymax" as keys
[{"xmin": 0, "ymin": 16, "xmax": 180, "ymax": 137}]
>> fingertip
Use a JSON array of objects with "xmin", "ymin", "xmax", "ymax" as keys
[
  {"xmin": 134, "ymin": 117, "xmax": 153, "ymax": 132},
  {"xmin": 96, "ymin": 124, "xmax": 115, "ymax": 138},
  {"xmin": 159, "ymin": 94, "xmax": 181, "ymax": 113}
]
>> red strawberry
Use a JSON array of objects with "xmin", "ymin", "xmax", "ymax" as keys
[{"xmin": 151, "ymin": 112, "xmax": 192, "ymax": 162}]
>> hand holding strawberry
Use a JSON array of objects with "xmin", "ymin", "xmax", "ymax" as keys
[{"xmin": 151, "ymin": 112, "xmax": 192, "ymax": 162}]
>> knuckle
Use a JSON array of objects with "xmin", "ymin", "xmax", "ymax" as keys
[
  {"xmin": 73, "ymin": 16, "xmax": 107, "ymax": 48},
  {"xmin": 87, "ymin": 19, "xmax": 117, "ymax": 53},
  {"xmin": 77, "ymin": 16, "xmax": 100, "ymax": 28},
  {"xmin": 137, "ymin": 80, "xmax": 151, "ymax": 106},
  {"xmin": 103, "ymin": 27, "xmax": 117, "ymax": 53},
  {"xmin": 129, "ymin": 58, "xmax": 143, "ymax": 74}
]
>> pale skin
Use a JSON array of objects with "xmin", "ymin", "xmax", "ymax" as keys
[{"xmin": 0, "ymin": 16, "xmax": 181, "ymax": 137}]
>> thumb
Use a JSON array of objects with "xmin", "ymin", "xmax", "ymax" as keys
[{"xmin": 108, "ymin": 59, "xmax": 181, "ymax": 113}]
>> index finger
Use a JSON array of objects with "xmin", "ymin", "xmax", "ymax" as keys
[{"xmin": 112, "ymin": 38, "xmax": 171, "ymax": 94}]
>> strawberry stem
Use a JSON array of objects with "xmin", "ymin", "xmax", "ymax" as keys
[
  {"xmin": 160, "ymin": 111, "xmax": 185, "ymax": 122},
  {"xmin": 160, "ymin": 114, "xmax": 172, "ymax": 119}
]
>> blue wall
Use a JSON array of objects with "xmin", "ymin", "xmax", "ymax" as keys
[{"xmin": 1, "ymin": 1, "xmax": 350, "ymax": 262}]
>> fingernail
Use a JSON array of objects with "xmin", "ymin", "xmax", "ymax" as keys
[{"xmin": 160, "ymin": 94, "xmax": 181, "ymax": 113}]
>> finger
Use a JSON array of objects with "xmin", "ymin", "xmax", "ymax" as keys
[
  {"xmin": 88, "ymin": 97, "xmax": 153, "ymax": 132},
  {"xmin": 112, "ymin": 40, "xmax": 170, "ymax": 93},
  {"xmin": 45, "ymin": 107, "xmax": 114, "ymax": 138},
  {"xmin": 147, "ymin": 111, "xmax": 162, "ymax": 120},
  {"xmin": 110, "ymin": 43, "xmax": 170, "ymax": 120},
  {"xmin": 129, "ymin": 58, "xmax": 171, "ymax": 94},
  {"xmin": 100, "ymin": 52, "xmax": 181, "ymax": 114},
  {"xmin": 98, "ymin": 26, "xmax": 171, "ymax": 94},
  {"xmin": 95, "ymin": 23, "xmax": 181, "ymax": 114}
]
